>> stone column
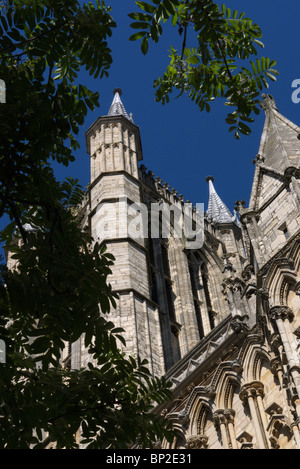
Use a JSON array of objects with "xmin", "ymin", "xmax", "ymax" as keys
[
  {"xmin": 240, "ymin": 382, "xmax": 269, "ymax": 449},
  {"xmin": 269, "ymin": 306, "xmax": 300, "ymax": 417},
  {"xmin": 213, "ymin": 409, "xmax": 238, "ymax": 449},
  {"xmin": 213, "ymin": 410, "xmax": 229, "ymax": 449},
  {"xmin": 224, "ymin": 409, "xmax": 238, "ymax": 449},
  {"xmin": 241, "ymin": 213, "xmax": 266, "ymax": 268}
]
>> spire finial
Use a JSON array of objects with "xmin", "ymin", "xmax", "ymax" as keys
[
  {"xmin": 113, "ymin": 88, "xmax": 122, "ymax": 96},
  {"xmin": 206, "ymin": 175, "xmax": 214, "ymax": 183},
  {"xmin": 260, "ymin": 94, "xmax": 277, "ymax": 112},
  {"xmin": 108, "ymin": 88, "xmax": 130, "ymax": 119}
]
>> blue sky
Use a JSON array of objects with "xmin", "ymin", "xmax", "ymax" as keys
[{"xmin": 59, "ymin": 0, "xmax": 300, "ymax": 214}]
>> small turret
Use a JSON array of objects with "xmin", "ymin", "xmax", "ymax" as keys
[{"xmin": 206, "ymin": 176, "xmax": 238, "ymax": 225}]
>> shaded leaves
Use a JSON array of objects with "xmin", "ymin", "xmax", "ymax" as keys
[{"xmin": 129, "ymin": 0, "xmax": 279, "ymax": 137}]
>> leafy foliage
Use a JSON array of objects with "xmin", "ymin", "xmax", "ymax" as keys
[
  {"xmin": 0, "ymin": 0, "xmax": 174, "ymax": 449},
  {"xmin": 129, "ymin": 0, "xmax": 279, "ymax": 138}
]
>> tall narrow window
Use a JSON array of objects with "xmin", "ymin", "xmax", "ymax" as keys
[
  {"xmin": 171, "ymin": 325, "xmax": 181, "ymax": 363},
  {"xmin": 188, "ymin": 262, "xmax": 204, "ymax": 339},
  {"xmin": 148, "ymin": 237, "xmax": 158, "ymax": 304},
  {"xmin": 202, "ymin": 266, "xmax": 215, "ymax": 330},
  {"xmin": 161, "ymin": 243, "xmax": 175, "ymax": 322}
]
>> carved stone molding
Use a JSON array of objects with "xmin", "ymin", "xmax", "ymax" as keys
[
  {"xmin": 230, "ymin": 316, "xmax": 250, "ymax": 334},
  {"xmin": 178, "ymin": 410, "xmax": 190, "ymax": 427},
  {"xmin": 268, "ymin": 305, "xmax": 294, "ymax": 322},
  {"xmin": 222, "ymin": 277, "xmax": 245, "ymax": 295},
  {"xmin": 185, "ymin": 435, "xmax": 208, "ymax": 449},
  {"xmin": 213, "ymin": 409, "xmax": 227, "ymax": 428},
  {"xmin": 283, "ymin": 166, "xmax": 300, "ymax": 187},
  {"xmin": 257, "ymin": 287, "xmax": 269, "ymax": 300},
  {"xmin": 270, "ymin": 357, "xmax": 284, "ymax": 377},
  {"xmin": 183, "ymin": 385, "xmax": 216, "ymax": 420},
  {"xmin": 231, "ymin": 359, "xmax": 243, "ymax": 374},
  {"xmin": 270, "ymin": 333, "xmax": 282, "ymax": 351},
  {"xmin": 224, "ymin": 408, "xmax": 236, "ymax": 424},
  {"xmin": 213, "ymin": 408, "xmax": 235, "ymax": 428},
  {"xmin": 266, "ymin": 402, "xmax": 292, "ymax": 449},
  {"xmin": 257, "ymin": 287, "xmax": 270, "ymax": 317},
  {"xmin": 239, "ymin": 381, "xmax": 265, "ymax": 403},
  {"xmin": 237, "ymin": 431, "xmax": 253, "ymax": 449},
  {"xmin": 252, "ymin": 153, "xmax": 265, "ymax": 165}
]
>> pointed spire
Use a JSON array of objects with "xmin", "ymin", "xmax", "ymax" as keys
[
  {"xmin": 257, "ymin": 94, "xmax": 300, "ymax": 172},
  {"xmin": 108, "ymin": 88, "xmax": 132, "ymax": 120},
  {"xmin": 206, "ymin": 176, "xmax": 238, "ymax": 225}
]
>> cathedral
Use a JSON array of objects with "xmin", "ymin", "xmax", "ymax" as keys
[{"xmin": 78, "ymin": 89, "xmax": 300, "ymax": 449}]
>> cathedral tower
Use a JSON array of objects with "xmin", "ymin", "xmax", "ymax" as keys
[
  {"xmin": 85, "ymin": 89, "xmax": 165, "ymax": 376},
  {"xmin": 81, "ymin": 91, "xmax": 300, "ymax": 449}
]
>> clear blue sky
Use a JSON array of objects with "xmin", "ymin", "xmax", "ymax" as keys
[{"xmin": 59, "ymin": 0, "xmax": 300, "ymax": 213}]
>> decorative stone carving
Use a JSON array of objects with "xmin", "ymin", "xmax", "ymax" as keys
[
  {"xmin": 213, "ymin": 409, "xmax": 227, "ymax": 429},
  {"xmin": 178, "ymin": 410, "xmax": 190, "ymax": 426},
  {"xmin": 241, "ymin": 264, "xmax": 255, "ymax": 281},
  {"xmin": 265, "ymin": 402, "xmax": 292, "ymax": 449},
  {"xmin": 257, "ymin": 287, "xmax": 270, "ymax": 318},
  {"xmin": 252, "ymin": 153, "xmax": 265, "ymax": 165},
  {"xmin": 234, "ymin": 199, "xmax": 246, "ymax": 212},
  {"xmin": 239, "ymin": 381, "xmax": 265, "ymax": 403},
  {"xmin": 260, "ymin": 93, "xmax": 277, "ymax": 111},
  {"xmin": 185, "ymin": 435, "xmax": 208, "ymax": 449},
  {"xmin": 204, "ymin": 385, "xmax": 216, "ymax": 400},
  {"xmin": 222, "ymin": 277, "xmax": 245, "ymax": 295},
  {"xmin": 187, "ymin": 382, "xmax": 196, "ymax": 393},
  {"xmin": 270, "ymin": 357, "xmax": 283, "ymax": 377},
  {"xmin": 231, "ymin": 359, "xmax": 243, "ymax": 374},
  {"xmin": 222, "ymin": 255, "xmax": 236, "ymax": 274},
  {"xmin": 237, "ymin": 431, "xmax": 253, "ymax": 449},
  {"xmin": 268, "ymin": 305, "xmax": 294, "ymax": 322},
  {"xmin": 270, "ymin": 333, "xmax": 282, "ymax": 351},
  {"xmin": 230, "ymin": 316, "xmax": 250, "ymax": 334}
]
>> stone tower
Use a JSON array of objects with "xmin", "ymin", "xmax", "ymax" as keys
[{"xmin": 81, "ymin": 91, "xmax": 300, "ymax": 449}]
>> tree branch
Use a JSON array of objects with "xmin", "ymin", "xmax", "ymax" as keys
[{"xmin": 0, "ymin": 19, "xmax": 71, "ymax": 55}]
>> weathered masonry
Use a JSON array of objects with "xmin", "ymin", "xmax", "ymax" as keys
[{"xmin": 78, "ymin": 90, "xmax": 300, "ymax": 449}]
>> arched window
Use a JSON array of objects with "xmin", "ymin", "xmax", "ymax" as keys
[
  {"xmin": 161, "ymin": 242, "xmax": 176, "ymax": 322},
  {"xmin": 188, "ymin": 252, "xmax": 215, "ymax": 338},
  {"xmin": 188, "ymin": 263, "xmax": 204, "ymax": 339},
  {"xmin": 201, "ymin": 264, "xmax": 215, "ymax": 330}
]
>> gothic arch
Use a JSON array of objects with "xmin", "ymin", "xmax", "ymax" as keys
[
  {"xmin": 184, "ymin": 387, "xmax": 215, "ymax": 436},
  {"xmin": 263, "ymin": 239, "xmax": 300, "ymax": 308},
  {"xmin": 186, "ymin": 246, "xmax": 228, "ymax": 325},
  {"xmin": 237, "ymin": 335, "xmax": 271, "ymax": 383},
  {"xmin": 210, "ymin": 362, "xmax": 240, "ymax": 409},
  {"xmin": 264, "ymin": 258, "xmax": 297, "ymax": 307}
]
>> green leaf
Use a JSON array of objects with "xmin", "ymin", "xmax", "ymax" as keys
[
  {"xmin": 129, "ymin": 31, "xmax": 147, "ymax": 41},
  {"xmin": 141, "ymin": 36, "xmax": 149, "ymax": 54},
  {"xmin": 136, "ymin": 1, "xmax": 157, "ymax": 14},
  {"xmin": 185, "ymin": 55, "xmax": 200, "ymax": 65},
  {"xmin": 129, "ymin": 21, "xmax": 149, "ymax": 30}
]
